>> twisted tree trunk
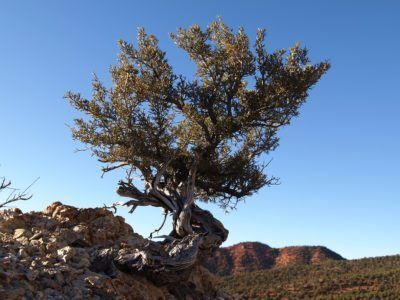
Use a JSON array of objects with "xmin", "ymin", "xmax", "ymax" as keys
[{"xmin": 114, "ymin": 161, "xmax": 228, "ymax": 282}]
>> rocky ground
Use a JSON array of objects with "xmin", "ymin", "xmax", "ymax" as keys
[{"xmin": 0, "ymin": 202, "xmax": 227, "ymax": 299}]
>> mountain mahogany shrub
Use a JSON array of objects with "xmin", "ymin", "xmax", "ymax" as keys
[{"xmin": 65, "ymin": 19, "xmax": 329, "ymax": 274}]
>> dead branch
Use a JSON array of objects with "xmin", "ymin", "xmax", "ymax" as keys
[
  {"xmin": 0, "ymin": 176, "xmax": 39, "ymax": 209},
  {"xmin": 149, "ymin": 209, "xmax": 169, "ymax": 239}
]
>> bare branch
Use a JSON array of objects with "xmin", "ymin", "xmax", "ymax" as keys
[
  {"xmin": 116, "ymin": 181, "xmax": 163, "ymax": 208},
  {"xmin": 149, "ymin": 209, "xmax": 169, "ymax": 239},
  {"xmin": 149, "ymin": 159, "xmax": 176, "ymax": 211},
  {"xmin": 0, "ymin": 176, "xmax": 39, "ymax": 209},
  {"xmin": 101, "ymin": 162, "xmax": 130, "ymax": 177}
]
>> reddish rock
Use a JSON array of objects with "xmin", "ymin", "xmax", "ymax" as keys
[{"xmin": 202, "ymin": 242, "xmax": 344, "ymax": 276}]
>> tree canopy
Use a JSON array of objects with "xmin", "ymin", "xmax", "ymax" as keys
[{"xmin": 66, "ymin": 20, "xmax": 329, "ymax": 251}]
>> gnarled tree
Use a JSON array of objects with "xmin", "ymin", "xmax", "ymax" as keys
[{"xmin": 65, "ymin": 20, "xmax": 329, "ymax": 275}]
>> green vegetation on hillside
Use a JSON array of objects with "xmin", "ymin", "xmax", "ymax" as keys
[{"xmin": 220, "ymin": 255, "xmax": 400, "ymax": 299}]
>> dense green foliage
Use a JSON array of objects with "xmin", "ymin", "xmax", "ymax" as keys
[{"xmin": 220, "ymin": 255, "xmax": 400, "ymax": 299}]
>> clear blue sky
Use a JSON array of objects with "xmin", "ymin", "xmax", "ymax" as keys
[{"xmin": 1, "ymin": 1, "xmax": 399, "ymax": 259}]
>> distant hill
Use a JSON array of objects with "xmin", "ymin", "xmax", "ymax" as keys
[
  {"xmin": 202, "ymin": 242, "xmax": 344, "ymax": 276},
  {"xmin": 220, "ymin": 254, "xmax": 400, "ymax": 299}
]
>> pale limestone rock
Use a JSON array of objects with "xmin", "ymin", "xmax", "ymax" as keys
[
  {"xmin": 0, "ymin": 202, "xmax": 227, "ymax": 299},
  {"xmin": 57, "ymin": 246, "xmax": 76, "ymax": 263},
  {"xmin": 13, "ymin": 228, "xmax": 32, "ymax": 239}
]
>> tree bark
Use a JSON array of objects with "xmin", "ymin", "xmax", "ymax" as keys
[
  {"xmin": 113, "ymin": 208, "xmax": 227, "ymax": 284},
  {"xmin": 113, "ymin": 162, "xmax": 228, "ymax": 282}
]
